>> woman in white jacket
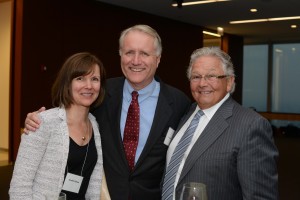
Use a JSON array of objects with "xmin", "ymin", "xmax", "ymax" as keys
[{"xmin": 9, "ymin": 52, "xmax": 106, "ymax": 200}]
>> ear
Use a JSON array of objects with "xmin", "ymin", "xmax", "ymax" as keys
[
  {"xmin": 156, "ymin": 55, "xmax": 161, "ymax": 67},
  {"xmin": 226, "ymin": 75, "xmax": 235, "ymax": 92}
]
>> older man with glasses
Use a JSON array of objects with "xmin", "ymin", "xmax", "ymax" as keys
[{"xmin": 162, "ymin": 47, "xmax": 279, "ymax": 200}]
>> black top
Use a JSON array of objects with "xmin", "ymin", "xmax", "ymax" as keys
[{"xmin": 62, "ymin": 132, "xmax": 97, "ymax": 200}]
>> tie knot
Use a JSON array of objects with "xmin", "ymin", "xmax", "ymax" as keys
[
  {"xmin": 195, "ymin": 110, "xmax": 204, "ymax": 119},
  {"xmin": 132, "ymin": 91, "xmax": 139, "ymax": 101}
]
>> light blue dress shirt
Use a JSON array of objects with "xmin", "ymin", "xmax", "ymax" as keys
[{"xmin": 121, "ymin": 79, "xmax": 160, "ymax": 164}]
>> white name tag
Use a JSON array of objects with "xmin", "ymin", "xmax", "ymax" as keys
[
  {"xmin": 164, "ymin": 127, "xmax": 175, "ymax": 146},
  {"xmin": 62, "ymin": 173, "xmax": 83, "ymax": 193}
]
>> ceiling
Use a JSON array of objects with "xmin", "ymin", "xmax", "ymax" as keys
[{"xmin": 96, "ymin": 0, "xmax": 300, "ymax": 44}]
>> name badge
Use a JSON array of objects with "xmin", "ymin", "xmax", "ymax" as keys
[
  {"xmin": 62, "ymin": 173, "xmax": 83, "ymax": 193},
  {"xmin": 164, "ymin": 127, "xmax": 175, "ymax": 146}
]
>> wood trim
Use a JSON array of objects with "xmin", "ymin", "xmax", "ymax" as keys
[
  {"xmin": 259, "ymin": 112, "xmax": 300, "ymax": 121},
  {"xmin": 9, "ymin": 0, "xmax": 23, "ymax": 162}
]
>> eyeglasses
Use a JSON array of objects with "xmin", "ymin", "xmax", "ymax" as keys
[{"xmin": 190, "ymin": 74, "xmax": 229, "ymax": 82}]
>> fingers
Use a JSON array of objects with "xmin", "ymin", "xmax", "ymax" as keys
[
  {"xmin": 38, "ymin": 107, "xmax": 46, "ymax": 113},
  {"xmin": 24, "ymin": 122, "xmax": 38, "ymax": 132},
  {"xmin": 23, "ymin": 128, "xmax": 30, "ymax": 134},
  {"xmin": 24, "ymin": 115, "xmax": 38, "ymax": 132},
  {"xmin": 24, "ymin": 107, "xmax": 45, "ymax": 133}
]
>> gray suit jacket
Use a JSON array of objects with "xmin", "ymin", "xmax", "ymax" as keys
[
  {"xmin": 93, "ymin": 76, "xmax": 191, "ymax": 200},
  {"xmin": 174, "ymin": 97, "xmax": 279, "ymax": 200}
]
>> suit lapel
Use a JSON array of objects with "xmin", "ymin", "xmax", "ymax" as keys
[
  {"xmin": 172, "ymin": 104, "xmax": 198, "ymax": 140},
  {"xmin": 178, "ymin": 98, "xmax": 234, "ymax": 183},
  {"xmin": 134, "ymin": 83, "xmax": 173, "ymax": 168},
  {"xmin": 105, "ymin": 78, "xmax": 129, "ymax": 168}
]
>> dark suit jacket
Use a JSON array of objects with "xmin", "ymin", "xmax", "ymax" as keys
[
  {"xmin": 93, "ymin": 77, "xmax": 191, "ymax": 200},
  {"xmin": 173, "ymin": 97, "xmax": 279, "ymax": 200}
]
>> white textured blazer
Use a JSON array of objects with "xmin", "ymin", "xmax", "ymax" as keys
[{"xmin": 9, "ymin": 107, "xmax": 103, "ymax": 200}]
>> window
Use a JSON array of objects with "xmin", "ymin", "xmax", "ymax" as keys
[
  {"xmin": 243, "ymin": 43, "xmax": 300, "ymax": 129},
  {"xmin": 272, "ymin": 44, "xmax": 300, "ymax": 113},
  {"xmin": 242, "ymin": 45, "xmax": 268, "ymax": 111}
]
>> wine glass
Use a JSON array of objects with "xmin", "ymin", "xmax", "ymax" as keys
[
  {"xmin": 45, "ymin": 192, "xmax": 66, "ymax": 200},
  {"xmin": 178, "ymin": 182, "xmax": 208, "ymax": 200},
  {"xmin": 58, "ymin": 192, "xmax": 67, "ymax": 200}
]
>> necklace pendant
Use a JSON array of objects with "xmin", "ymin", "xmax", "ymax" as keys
[{"xmin": 82, "ymin": 136, "xmax": 86, "ymax": 141}]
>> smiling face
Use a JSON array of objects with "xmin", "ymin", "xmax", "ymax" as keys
[
  {"xmin": 120, "ymin": 30, "xmax": 161, "ymax": 90},
  {"xmin": 190, "ymin": 55, "xmax": 234, "ymax": 110},
  {"xmin": 71, "ymin": 64, "xmax": 101, "ymax": 108}
]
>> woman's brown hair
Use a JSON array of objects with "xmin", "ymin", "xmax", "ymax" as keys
[{"xmin": 51, "ymin": 52, "xmax": 106, "ymax": 109}]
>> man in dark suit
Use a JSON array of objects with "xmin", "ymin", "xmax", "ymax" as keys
[
  {"xmin": 162, "ymin": 47, "xmax": 279, "ymax": 200},
  {"xmin": 24, "ymin": 25, "xmax": 191, "ymax": 200},
  {"xmin": 93, "ymin": 25, "xmax": 190, "ymax": 200}
]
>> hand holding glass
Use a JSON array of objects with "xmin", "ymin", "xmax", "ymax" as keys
[
  {"xmin": 179, "ymin": 182, "xmax": 207, "ymax": 200},
  {"xmin": 58, "ymin": 192, "xmax": 66, "ymax": 200},
  {"xmin": 45, "ymin": 192, "xmax": 66, "ymax": 200}
]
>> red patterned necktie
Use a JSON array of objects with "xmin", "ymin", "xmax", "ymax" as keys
[{"xmin": 123, "ymin": 91, "xmax": 140, "ymax": 171}]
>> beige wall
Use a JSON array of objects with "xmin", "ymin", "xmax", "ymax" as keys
[{"xmin": 0, "ymin": 0, "xmax": 11, "ymax": 149}]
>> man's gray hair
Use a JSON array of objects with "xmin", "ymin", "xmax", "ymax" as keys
[
  {"xmin": 186, "ymin": 47, "xmax": 236, "ymax": 93},
  {"xmin": 119, "ymin": 24, "xmax": 162, "ymax": 56}
]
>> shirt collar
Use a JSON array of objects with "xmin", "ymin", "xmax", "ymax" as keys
[
  {"xmin": 196, "ymin": 93, "xmax": 230, "ymax": 120},
  {"xmin": 123, "ymin": 78, "xmax": 158, "ymax": 103}
]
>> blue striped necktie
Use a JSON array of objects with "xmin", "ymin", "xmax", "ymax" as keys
[{"xmin": 162, "ymin": 110, "xmax": 204, "ymax": 200}]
